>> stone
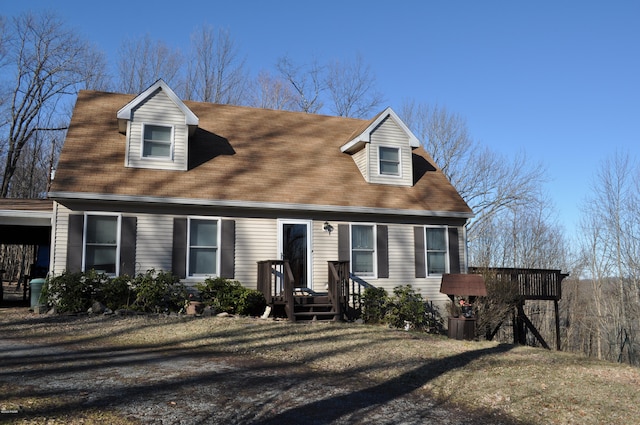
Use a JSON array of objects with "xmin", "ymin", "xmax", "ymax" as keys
[
  {"xmin": 33, "ymin": 305, "xmax": 48, "ymax": 314},
  {"xmin": 91, "ymin": 301, "xmax": 106, "ymax": 314}
]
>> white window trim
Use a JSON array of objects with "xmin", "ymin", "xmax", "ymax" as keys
[
  {"xmin": 424, "ymin": 225, "xmax": 449, "ymax": 276},
  {"xmin": 140, "ymin": 123, "xmax": 175, "ymax": 161},
  {"xmin": 82, "ymin": 212, "xmax": 122, "ymax": 276},
  {"xmin": 350, "ymin": 223, "xmax": 377, "ymax": 278},
  {"xmin": 377, "ymin": 145, "xmax": 402, "ymax": 178},
  {"xmin": 186, "ymin": 216, "xmax": 221, "ymax": 278}
]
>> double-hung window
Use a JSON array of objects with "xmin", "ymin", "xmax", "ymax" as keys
[
  {"xmin": 188, "ymin": 218, "xmax": 219, "ymax": 277},
  {"xmin": 351, "ymin": 224, "xmax": 376, "ymax": 276},
  {"xmin": 84, "ymin": 214, "xmax": 120, "ymax": 275},
  {"xmin": 426, "ymin": 227, "xmax": 448, "ymax": 275},
  {"xmin": 142, "ymin": 124, "xmax": 173, "ymax": 159},
  {"xmin": 379, "ymin": 146, "xmax": 400, "ymax": 176}
]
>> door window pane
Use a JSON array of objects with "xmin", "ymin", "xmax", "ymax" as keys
[{"xmin": 283, "ymin": 223, "xmax": 308, "ymax": 287}]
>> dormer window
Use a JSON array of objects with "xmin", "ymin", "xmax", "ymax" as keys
[
  {"xmin": 142, "ymin": 124, "xmax": 173, "ymax": 159},
  {"xmin": 379, "ymin": 146, "xmax": 400, "ymax": 176}
]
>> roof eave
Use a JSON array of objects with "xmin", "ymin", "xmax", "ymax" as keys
[
  {"xmin": 116, "ymin": 79, "xmax": 199, "ymax": 131},
  {"xmin": 48, "ymin": 191, "xmax": 475, "ymax": 219},
  {"xmin": 339, "ymin": 107, "xmax": 420, "ymax": 153}
]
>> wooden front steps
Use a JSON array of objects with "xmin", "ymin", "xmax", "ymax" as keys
[{"xmin": 293, "ymin": 295, "xmax": 340, "ymax": 321}]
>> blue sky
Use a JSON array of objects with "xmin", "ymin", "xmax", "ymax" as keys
[{"xmin": 4, "ymin": 0, "xmax": 640, "ymax": 237}]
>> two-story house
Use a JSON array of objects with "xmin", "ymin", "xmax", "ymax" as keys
[{"xmin": 48, "ymin": 79, "xmax": 473, "ymax": 319}]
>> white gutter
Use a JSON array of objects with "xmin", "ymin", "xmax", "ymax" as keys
[{"xmin": 48, "ymin": 191, "xmax": 475, "ymax": 219}]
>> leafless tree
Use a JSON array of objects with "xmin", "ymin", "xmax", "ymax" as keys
[
  {"xmin": 276, "ymin": 56, "xmax": 324, "ymax": 113},
  {"xmin": 0, "ymin": 16, "xmax": 9, "ymax": 68},
  {"xmin": 78, "ymin": 43, "xmax": 112, "ymax": 91},
  {"xmin": 575, "ymin": 151, "xmax": 640, "ymax": 365},
  {"xmin": 0, "ymin": 12, "xmax": 104, "ymax": 198},
  {"xmin": 248, "ymin": 70, "xmax": 298, "ymax": 110},
  {"xmin": 400, "ymin": 101, "xmax": 546, "ymax": 249},
  {"xmin": 183, "ymin": 25, "xmax": 247, "ymax": 104},
  {"xmin": 325, "ymin": 55, "xmax": 384, "ymax": 118},
  {"xmin": 116, "ymin": 34, "xmax": 183, "ymax": 94}
]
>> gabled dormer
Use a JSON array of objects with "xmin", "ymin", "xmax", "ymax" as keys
[
  {"xmin": 340, "ymin": 107, "xmax": 420, "ymax": 187},
  {"xmin": 117, "ymin": 80, "xmax": 199, "ymax": 171}
]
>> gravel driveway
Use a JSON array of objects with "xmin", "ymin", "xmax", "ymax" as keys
[{"xmin": 0, "ymin": 333, "xmax": 517, "ymax": 425}]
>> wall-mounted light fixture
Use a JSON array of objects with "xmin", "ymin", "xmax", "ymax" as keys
[{"xmin": 323, "ymin": 221, "xmax": 334, "ymax": 234}]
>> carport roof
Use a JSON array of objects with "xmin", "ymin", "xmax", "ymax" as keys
[{"xmin": 0, "ymin": 199, "xmax": 53, "ymax": 245}]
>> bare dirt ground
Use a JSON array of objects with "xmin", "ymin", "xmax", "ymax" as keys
[{"xmin": 0, "ymin": 306, "xmax": 521, "ymax": 425}]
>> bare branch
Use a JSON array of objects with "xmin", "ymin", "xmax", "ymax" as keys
[{"xmin": 184, "ymin": 26, "xmax": 247, "ymax": 104}]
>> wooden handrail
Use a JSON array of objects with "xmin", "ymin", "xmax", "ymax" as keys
[
  {"xmin": 327, "ymin": 261, "xmax": 344, "ymax": 320},
  {"xmin": 283, "ymin": 261, "xmax": 295, "ymax": 321},
  {"xmin": 256, "ymin": 259, "xmax": 296, "ymax": 321}
]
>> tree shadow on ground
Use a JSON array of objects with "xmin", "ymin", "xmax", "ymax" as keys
[{"xmin": 0, "ymin": 314, "xmax": 532, "ymax": 424}]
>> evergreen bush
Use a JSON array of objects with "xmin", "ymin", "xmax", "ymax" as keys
[{"xmin": 362, "ymin": 286, "xmax": 389, "ymax": 324}]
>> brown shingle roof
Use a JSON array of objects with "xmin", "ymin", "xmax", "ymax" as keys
[
  {"xmin": 0, "ymin": 199, "xmax": 53, "ymax": 212},
  {"xmin": 50, "ymin": 91, "xmax": 472, "ymax": 216}
]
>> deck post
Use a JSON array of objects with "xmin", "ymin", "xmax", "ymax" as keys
[{"xmin": 554, "ymin": 299, "xmax": 561, "ymax": 351}]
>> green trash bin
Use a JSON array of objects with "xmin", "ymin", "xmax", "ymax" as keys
[{"xmin": 30, "ymin": 278, "xmax": 46, "ymax": 308}]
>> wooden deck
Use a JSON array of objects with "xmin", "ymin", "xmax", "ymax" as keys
[
  {"xmin": 468, "ymin": 267, "xmax": 568, "ymax": 301},
  {"xmin": 468, "ymin": 267, "xmax": 570, "ymax": 350}
]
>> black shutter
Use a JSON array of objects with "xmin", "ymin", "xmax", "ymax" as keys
[
  {"xmin": 376, "ymin": 225, "xmax": 389, "ymax": 278},
  {"xmin": 414, "ymin": 226, "xmax": 426, "ymax": 278},
  {"xmin": 220, "ymin": 220, "xmax": 235, "ymax": 278},
  {"xmin": 120, "ymin": 216, "xmax": 137, "ymax": 277},
  {"xmin": 67, "ymin": 214, "xmax": 84, "ymax": 273},
  {"xmin": 172, "ymin": 218, "xmax": 187, "ymax": 279},
  {"xmin": 448, "ymin": 227, "xmax": 461, "ymax": 274},
  {"xmin": 338, "ymin": 224, "xmax": 350, "ymax": 262}
]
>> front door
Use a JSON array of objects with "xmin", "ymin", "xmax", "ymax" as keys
[{"xmin": 279, "ymin": 220, "xmax": 312, "ymax": 290}]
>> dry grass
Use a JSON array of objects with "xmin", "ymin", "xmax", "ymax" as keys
[{"xmin": 1, "ymin": 308, "xmax": 638, "ymax": 424}]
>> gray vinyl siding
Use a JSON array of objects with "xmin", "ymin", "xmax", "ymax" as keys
[
  {"xmin": 50, "ymin": 202, "xmax": 70, "ymax": 275},
  {"xmin": 368, "ymin": 117, "xmax": 413, "ymax": 187},
  {"xmin": 234, "ymin": 218, "xmax": 277, "ymax": 290},
  {"xmin": 125, "ymin": 89, "xmax": 189, "ymax": 171},
  {"xmin": 136, "ymin": 214, "xmax": 174, "ymax": 274},
  {"xmin": 312, "ymin": 221, "xmax": 339, "ymax": 291},
  {"xmin": 352, "ymin": 147, "xmax": 369, "ymax": 182},
  {"xmin": 50, "ymin": 203, "xmax": 464, "ymax": 308}
]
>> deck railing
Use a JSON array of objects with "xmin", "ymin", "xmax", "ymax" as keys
[
  {"xmin": 328, "ymin": 260, "xmax": 365, "ymax": 321},
  {"xmin": 469, "ymin": 267, "xmax": 569, "ymax": 300},
  {"xmin": 257, "ymin": 260, "xmax": 295, "ymax": 319},
  {"xmin": 328, "ymin": 261, "xmax": 348, "ymax": 320}
]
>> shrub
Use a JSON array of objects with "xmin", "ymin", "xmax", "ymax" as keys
[
  {"xmin": 386, "ymin": 285, "xmax": 427, "ymax": 330},
  {"xmin": 236, "ymin": 288, "xmax": 267, "ymax": 316},
  {"xmin": 196, "ymin": 277, "xmax": 265, "ymax": 315},
  {"xmin": 362, "ymin": 286, "xmax": 389, "ymax": 324},
  {"xmin": 131, "ymin": 269, "xmax": 187, "ymax": 313},
  {"xmin": 44, "ymin": 270, "xmax": 113, "ymax": 313},
  {"xmin": 95, "ymin": 274, "xmax": 134, "ymax": 310}
]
